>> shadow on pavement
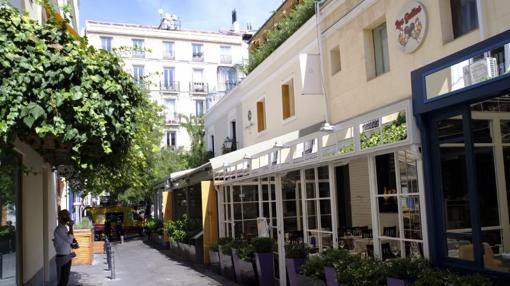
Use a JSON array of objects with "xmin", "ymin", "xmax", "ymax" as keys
[{"xmin": 142, "ymin": 238, "xmax": 239, "ymax": 286}]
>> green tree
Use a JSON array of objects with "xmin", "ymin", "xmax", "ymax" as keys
[{"xmin": 180, "ymin": 114, "xmax": 211, "ymax": 168}]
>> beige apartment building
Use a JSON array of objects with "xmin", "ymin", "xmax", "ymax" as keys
[{"xmin": 206, "ymin": 0, "xmax": 510, "ymax": 284}]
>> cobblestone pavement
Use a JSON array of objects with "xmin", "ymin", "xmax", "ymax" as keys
[{"xmin": 69, "ymin": 238, "xmax": 238, "ymax": 286}]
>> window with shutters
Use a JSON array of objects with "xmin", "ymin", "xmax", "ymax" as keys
[
  {"xmin": 281, "ymin": 79, "xmax": 295, "ymax": 120},
  {"xmin": 257, "ymin": 99, "xmax": 266, "ymax": 132}
]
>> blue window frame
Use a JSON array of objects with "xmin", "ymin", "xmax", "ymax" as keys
[{"xmin": 412, "ymin": 30, "xmax": 510, "ymax": 282}]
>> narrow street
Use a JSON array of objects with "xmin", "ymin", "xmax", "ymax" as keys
[{"xmin": 69, "ymin": 239, "xmax": 237, "ymax": 286}]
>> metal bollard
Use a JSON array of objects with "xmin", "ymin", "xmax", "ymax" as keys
[{"xmin": 111, "ymin": 247, "xmax": 116, "ymax": 280}]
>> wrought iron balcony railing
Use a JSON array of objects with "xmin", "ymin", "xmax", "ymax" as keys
[
  {"xmin": 160, "ymin": 81, "xmax": 180, "ymax": 92},
  {"xmin": 190, "ymin": 82, "xmax": 208, "ymax": 93}
]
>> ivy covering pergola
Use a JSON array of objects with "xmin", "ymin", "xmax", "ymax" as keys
[{"xmin": 0, "ymin": 6, "xmax": 145, "ymax": 176}]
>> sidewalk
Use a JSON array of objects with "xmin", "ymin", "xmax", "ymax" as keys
[{"xmin": 69, "ymin": 238, "xmax": 238, "ymax": 286}]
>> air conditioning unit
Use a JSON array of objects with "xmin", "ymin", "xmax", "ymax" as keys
[{"xmin": 463, "ymin": 57, "xmax": 498, "ymax": 86}]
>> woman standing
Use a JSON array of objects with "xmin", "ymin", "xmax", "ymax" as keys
[{"xmin": 54, "ymin": 209, "xmax": 75, "ymax": 286}]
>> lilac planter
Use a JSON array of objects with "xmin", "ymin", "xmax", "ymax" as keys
[
  {"xmin": 324, "ymin": 266, "xmax": 339, "ymax": 286},
  {"xmin": 286, "ymin": 258, "xmax": 306, "ymax": 286},
  {"xmin": 386, "ymin": 277, "xmax": 412, "ymax": 286},
  {"xmin": 255, "ymin": 252, "xmax": 274, "ymax": 286}
]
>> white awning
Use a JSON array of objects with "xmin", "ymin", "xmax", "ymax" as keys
[{"xmin": 212, "ymin": 99, "xmax": 419, "ymax": 184}]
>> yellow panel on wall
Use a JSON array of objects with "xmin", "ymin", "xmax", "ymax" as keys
[
  {"xmin": 201, "ymin": 181, "xmax": 218, "ymax": 265},
  {"xmin": 162, "ymin": 191, "xmax": 173, "ymax": 242}
]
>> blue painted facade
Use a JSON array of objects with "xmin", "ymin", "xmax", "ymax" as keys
[{"xmin": 412, "ymin": 29, "xmax": 510, "ymax": 282}]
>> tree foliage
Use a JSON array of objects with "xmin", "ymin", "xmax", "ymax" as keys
[
  {"xmin": 180, "ymin": 114, "xmax": 212, "ymax": 168},
  {"xmin": 0, "ymin": 5, "xmax": 144, "ymax": 172}
]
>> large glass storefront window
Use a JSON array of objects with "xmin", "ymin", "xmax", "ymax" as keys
[
  {"xmin": 303, "ymin": 166, "xmax": 333, "ymax": 251},
  {"xmin": 375, "ymin": 151, "xmax": 423, "ymax": 260},
  {"xmin": 0, "ymin": 150, "xmax": 20, "ymax": 284}
]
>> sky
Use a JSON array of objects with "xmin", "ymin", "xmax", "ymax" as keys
[{"xmin": 79, "ymin": 0, "xmax": 284, "ymax": 33}]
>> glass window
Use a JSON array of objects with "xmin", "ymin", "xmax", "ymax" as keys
[
  {"xmin": 192, "ymin": 43, "xmax": 203, "ymax": 61},
  {"xmin": 166, "ymin": 131, "xmax": 176, "ymax": 147},
  {"xmin": 195, "ymin": 100, "xmax": 205, "ymax": 116},
  {"xmin": 450, "ymin": 0, "xmax": 478, "ymax": 39},
  {"xmin": 373, "ymin": 22, "xmax": 389, "ymax": 76},
  {"xmin": 100, "ymin": 36, "xmax": 112, "ymax": 52},
  {"xmin": 132, "ymin": 39, "xmax": 145, "ymax": 58},
  {"xmin": 375, "ymin": 151, "xmax": 423, "ymax": 260},
  {"xmin": 163, "ymin": 41, "xmax": 174, "ymax": 59},
  {"xmin": 220, "ymin": 45, "xmax": 231, "ymax": 64},
  {"xmin": 163, "ymin": 67, "xmax": 175, "ymax": 90},
  {"xmin": 330, "ymin": 45, "xmax": 341, "ymax": 75},
  {"xmin": 132, "ymin": 65, "xmax": 144, "ymax": 85},
  {"xmin": 0, "ymin": 150, "xmax": 20, "ymax": 283},
  {"xmin": 217, "ymin": 66, "xmax": 236, "ymax": 91}
]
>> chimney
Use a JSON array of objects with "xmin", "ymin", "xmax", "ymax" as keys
[
  {"xmin": 232, "ymin": 9, "xmax": 237, "ymax": 24},
  {"xmin": 232, "ymin": 9, "xmax": 240, "ymax": 33}
]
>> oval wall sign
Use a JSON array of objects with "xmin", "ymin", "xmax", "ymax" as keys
[{"xmin": 394, "ymin": 1, "xmax": 427, "ymax": 54}]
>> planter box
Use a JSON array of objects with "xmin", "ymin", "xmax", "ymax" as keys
[
  {"xmin": 297, "ymin": 274, "xmax": 326, "ymax": 286},
  {"xmin": 231, "ymin": 248, "xmax": 256, "ymax": 285},
  {"xmin": 93, "ymin": 240, "xmax": 104, "ymax": 254},
  {"xmin": 218, "ymin": 246, "xmax": 235, "ymax": 280},
  {"xmin": 324, "ymin": 266, "xmax": 339, "ymax": 286},
  {"xmin": 209, "ymin": 250, "xmax": 221, "ymax": 274},
  {"xmin": 72, "ymin": 228, "xmax": 93, "ymax": 265},
  {"xmin": 286, "ymin": 258, "xmax": 306, "ymax": 286},
  {"xmin": 254, "ymin": 252, "xmax": 273, "ymax": 286},
  {"xmin": 239, "ymin": 259, "xmax": 257, "ymax": 285},
  {"xmin": 386, "ymin": 277, "xmax": 412, "ymax": 286}
]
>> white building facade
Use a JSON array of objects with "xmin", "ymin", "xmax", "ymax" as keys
[{"xmin": 85, "ymin": 20, "xmax": 249, "ymax": 150}]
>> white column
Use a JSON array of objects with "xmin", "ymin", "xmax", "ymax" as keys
[
  {"xmin": 275, "ymin": 175, "xmax": 286, "ymax": 286},
  {"xmin": 368, "ymin": 155, "xmax": 381, "ymax": 258},
  {"xmin": 329, "ymin": 163, "xmax": 339, "ymax": 248}
]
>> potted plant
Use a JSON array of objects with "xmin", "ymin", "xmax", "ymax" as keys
[
  {"xmin": 217, "ymin": 237, "xmax": 234, "ymax": 280},
  {"xmin": 336, "ymin": 255, "xmax": 386, "ymax": 286},
  {"xmin": 231, "ymin": 240, "xmax": 246, "ymax": 283},
  {"xmin": 238, "ymin": 241, "xmax": 257, "ymax": 285},
  {"xmin": 72, "ymin": 218, "xmax": 94, "ymax": 265},
  {"xmin": 386, "ymin": 257, "xmax": 429, "ymax": 286},
  {"xmin": 413, "ymin": 269, "xmax": 492, "ymax": 286},
  {"xmin": 285, "ymin": 242, "xmax": 308, "ymax": 286},
  {"xmin": 208, "ymin": 241, "xmax": 221, "ymax": 274},
  {"xmin": 301, "ymin": 248, "xmax": 350, "ymax": 286},
  {"xmin": 253, "ymin": 237, "xmax": 274, "ymax": 286}
]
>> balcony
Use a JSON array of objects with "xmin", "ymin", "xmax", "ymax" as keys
[
  {"xmin": 192, "ymin": 52, "xmax": 204, "ymax": 62},
  {"xmin": 163, "ymin": 112, "xmax": 180, "ymax": 125},
  {"xmin": 162, "ymin": 52, "xmax": 175, "ymax": 60},
  {"xmin": 160, "ymin": 81, "xmax": 180, "ymax": 93},
  {"xmin": 190, "ymin": 82, "xmax": 208, "ymax": 94},
  {"xmin": 222, "ymin": 137, "xmax": 237, "ymax": 154},
  {"xmin": 217, "ymin": 80, "xmax": 236, "ymax": 92},
  {"xmin": 132, "ymin": 50, "xmax": 145, "ymax": 58},
  {"xmin": 220, "ymin": 55, "xmax": 232, "ymax": 64}
]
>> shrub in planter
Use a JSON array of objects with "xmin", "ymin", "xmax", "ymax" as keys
[
  {"xmin": 253, "ymin": 237, "xmax": 274, "ymax": 286},
  {"xmin": 231, "ymin": 240, "xmax": 254, "ymax": 284},
  {"xmin": 167, "ymin": 215, "xmax": 201, "ymax": 244},
  {"xmin": 336, "ymin": 256, "xmax": 387, "ymax": 286},
  {"xmin": 301, "ymin": 248, "xmax": 351, "ymax": 285},
  {"xmin": 237, "ymin": 241, "xmax": 257, "ymax": 285},
  {"xmin": 413, "ymin": 269, "xmax": 492, "ymax": 286},
  {"xmin": 217, "ymin": 237, "xmax": 234, "ymax": 279},
  {"xmin": 386, "ymin": 257, "xmax": 430, "ymax": 286},
  {"xmin": 285, "ymin": 242, "xmax": 309, "ymax": 286},
  {"xmin": 145, "ymin": 218, "xmax": 163, "ymax": 239},
  {"xmin": 208, "ymin": 241, "xmax": 220, "ymax": 274}
]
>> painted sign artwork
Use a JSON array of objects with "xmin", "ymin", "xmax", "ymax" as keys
[{"xmin": 395, "ymin": 1, "xmax": 427, "ymax": 54}]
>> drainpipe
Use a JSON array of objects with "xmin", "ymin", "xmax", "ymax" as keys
[
  {"xmin": 315, "ymin": 0, "xmax": 334, "ymax": 131},
  {"xmin": 476, "ymin": 0, "xmax": 487, "ymax": 40}
]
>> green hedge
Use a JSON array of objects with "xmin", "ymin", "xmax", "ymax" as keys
[{"xmin": 246, "ymin": 0, "xmax": 315, "ymax": 73}]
